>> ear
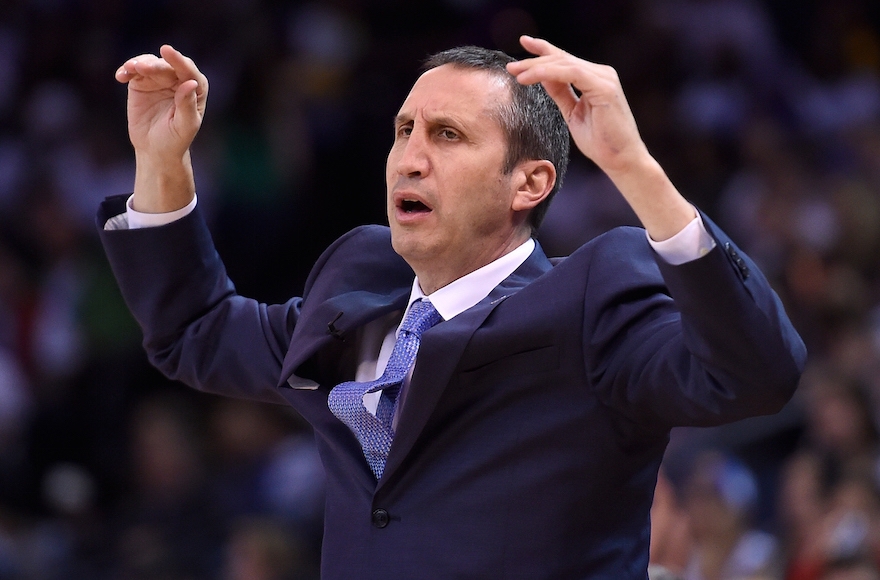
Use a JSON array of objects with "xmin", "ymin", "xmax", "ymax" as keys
[{"xmin": 511, "ymin": 160, "xmax": 556, "ymax": 213}]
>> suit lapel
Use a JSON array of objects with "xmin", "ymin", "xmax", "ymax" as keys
[
  {"xmin": 379, "ymin": 243, "xmax": 553, "ymax": 488},
  {"xmin": 278, "ymin": 288, "xmax": 411, "ymax": 388}
]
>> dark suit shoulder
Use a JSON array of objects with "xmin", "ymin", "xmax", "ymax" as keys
[
  {"xmin": 551, "ymin": 225, "xmax": 662, "ymax": 287},
  {"xmin": 578, "ymin": 225, "xmax": 652, "ymax": 256}
]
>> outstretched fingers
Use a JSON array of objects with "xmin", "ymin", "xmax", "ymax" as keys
[
  {"xmin": 159, "ymin": 45, "xmax": 208, "ymax": 101},
  {"xmin": 115, "ymin": 53, "xmax": 168, "ymax": 84},
  {"xmin": 114, "ymin": 46, "xmax": 208, "ymax": 102},
  {"xmin": 506, "ymin": 36, "xmax": 646, "ymax": 175},
  {"xmin": 509, "ymin": 37, "xmax": 619, "ymax": 95},
  {"xmin": 512, "ymin": 35, "xmax": 556, "ymax": 58}
]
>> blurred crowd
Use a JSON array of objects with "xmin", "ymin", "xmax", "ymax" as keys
[{"xmin": 0, "ymin": 0, "xmax": 879, "ymax": 578}]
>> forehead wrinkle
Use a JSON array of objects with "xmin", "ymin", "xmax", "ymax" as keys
[
  {"xmin": 395, "ymin": 99, "xmax": 481, "ymax": 127},
  {"xmin": 398, "ymin": 67, "xmax": 509, "ymax": 124}
]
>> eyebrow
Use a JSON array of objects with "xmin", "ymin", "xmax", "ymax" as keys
[{"xmin": 392, "ymin": 113, "xmax": 466, "ymax": 130}]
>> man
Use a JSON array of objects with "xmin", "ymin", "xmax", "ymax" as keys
[{"xmin": 99, "ymin": 36, "xmax": 805, "ymax": 579}]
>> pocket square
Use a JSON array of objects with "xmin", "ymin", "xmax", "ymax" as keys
[{"xmin": 287, "ymin": 376, "xmax": 320, "ymax": 390}]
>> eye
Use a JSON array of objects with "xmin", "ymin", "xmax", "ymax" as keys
[
  {"xmin": 395, "ymin": 123, "xmax": 413, "ymax": 138},
  {"xmin": 439, "ymin": 128, "xmax": 459, "ymax": 140}
]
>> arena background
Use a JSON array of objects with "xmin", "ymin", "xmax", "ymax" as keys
[{"xmin": 1, "ymin": 0, "xmax": 879, "ymax": 578}]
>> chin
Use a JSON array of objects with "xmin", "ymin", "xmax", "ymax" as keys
[{"xmin": 391, "ymin": 231, "xmax": 433, "ymax": 264}]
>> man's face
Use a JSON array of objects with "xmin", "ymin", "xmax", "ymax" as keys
[{"xmin": 386, "ymin": 65, "xmax": 525, "ymax": 292}]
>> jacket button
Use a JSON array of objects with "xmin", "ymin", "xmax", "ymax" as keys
[
  {"xmin": 724, "ymin": 242, "xmax": 751, "ymax": 279},
  {"xmin": 372, "ymin": 508, "xmax": 390, "ymax": 528}
]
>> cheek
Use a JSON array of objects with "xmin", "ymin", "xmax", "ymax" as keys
[
  {"xmin": 385, "ymin": 149, "xmax": 400, "ymax": 184},
  {"xmin": 385, "ymin": 165, "xmax": 395, "ymax": 191}
]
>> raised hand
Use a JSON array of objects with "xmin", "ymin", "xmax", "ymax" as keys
[
  {"xmin": 116, "ymin": 45, "xmax": 208, "ymax": 160},
  {"xmin": 506, "ymin": 35, "xmax": 647, "ymax": 178},
  {"xmin": 115, "ymin": 45, "xmax": 208, "ymax": 212},
  {"xmin": 507, "ymin": 36, "xmax": 695, "ymax": 241}
]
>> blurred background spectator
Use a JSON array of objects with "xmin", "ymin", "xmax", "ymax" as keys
[
  {"xmin": 1, "ymin": 0, "xmax": 880, "ymax": 577},
  {"xmin": 679, "ymin": 451, "xmax": 781, "ymax": 579}
]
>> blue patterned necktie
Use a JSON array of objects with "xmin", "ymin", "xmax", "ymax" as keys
[{"xmin": 328, "ymin": 299, "xmax": 442, "ymax": 480}]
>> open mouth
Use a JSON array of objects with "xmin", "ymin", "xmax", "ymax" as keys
[{"xmin": 400, "ymin": 199, "xmax": 430, "ymax": 213}]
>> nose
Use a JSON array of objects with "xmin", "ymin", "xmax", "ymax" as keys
[{"xmin": 395, "ymin": 128, "xmax": 430, "ymax": 178}]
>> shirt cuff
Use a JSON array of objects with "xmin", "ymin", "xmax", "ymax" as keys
[
  {"xmin": 647, "ymin": 212, "xmax": 717, "ymax": 265},
  {"xmin": 126, "ymin": 194, "xmax": 198, "ymax": 230}
]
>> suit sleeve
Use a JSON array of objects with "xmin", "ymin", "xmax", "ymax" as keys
[
  {"xmin": 583, "ymin": 212, "xmax": 806, "ymax": 430},
  {"xmin": 97, "ymin": 194, "xmax": 301, "ymax": 404}
]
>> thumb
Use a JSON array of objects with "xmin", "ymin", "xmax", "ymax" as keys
[{"xmin": 173, "ymin": 79, "xmax": 202, "ymax": 138}]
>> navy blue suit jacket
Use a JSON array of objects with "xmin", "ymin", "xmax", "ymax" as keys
[{"xmin": 98, "ymin": 195, "xmax": 805, "ymax": 579}]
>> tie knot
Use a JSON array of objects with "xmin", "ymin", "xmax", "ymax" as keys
[{"xmin": 400, "ymin": 299, "xmax": 442, "ymax": 336}]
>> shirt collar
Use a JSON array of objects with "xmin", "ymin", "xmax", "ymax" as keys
[{"xmin": 406, "ymin": 238, "xmax": 535, "ymax": 324}]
